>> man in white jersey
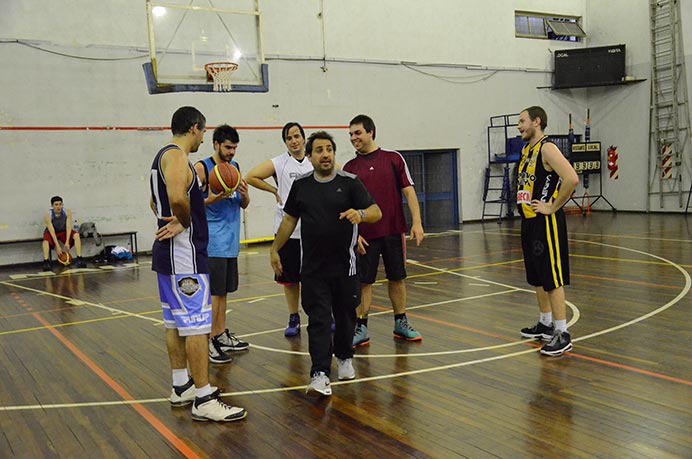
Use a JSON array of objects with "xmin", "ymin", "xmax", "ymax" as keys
[{"xmin": 246, "ymin": 122, "xmax": 314, "ymax": 336}]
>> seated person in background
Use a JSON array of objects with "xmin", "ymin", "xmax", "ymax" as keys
[{"xmin": 42, "ymin": 196, "xmax": 86, "ymax": 270}]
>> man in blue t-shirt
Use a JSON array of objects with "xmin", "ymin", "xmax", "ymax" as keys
[{"xmin": 194, "ymin": 125, "xmax": 251, "ymax": 365}]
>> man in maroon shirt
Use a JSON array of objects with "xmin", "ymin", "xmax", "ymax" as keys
[{"xmin": 343, "ymin": 114, "xmax": 424, "ymax": 347}]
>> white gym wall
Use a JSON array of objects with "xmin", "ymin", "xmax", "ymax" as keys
[{"xmin": 1, "ymin": 0, "xmax": 690, "ymax": 265}]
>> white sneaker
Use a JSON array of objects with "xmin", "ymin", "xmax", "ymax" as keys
[
  {"xmin": 170, "ymin": 381, "xmax": 218, "ymax": 407},
  {"xmin": 217, "ymin": 329, "xmax": 250, "ymax": 352},
  {"xmin": 169, "ymin": 378, "xmax": 195, "ymax": 407},
  {"xmin": 191, "ymin": 391, "xmax": 247, "ymax": 422},
  {"xmin": 337, "ymin": 358, "xmax": 355, "ymax": 381},
  {"xmin": 306, "ymin": 371, "xmax": 332, "ymax": 396},
  {"xmin": 208, "ymin": 337, "xmax": 232, "ymax": 364}
]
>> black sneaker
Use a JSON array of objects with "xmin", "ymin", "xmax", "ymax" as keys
[
  {"xmin": 42, "ymin": 260, "xmax": 52, "ymax": 272},
  {"xmin": 521, "ymin": 321, "xmax": 554, "ymax": 341},
  {"xmin": 208, "ymin": 336, "xmax": 232, "ymax": 364},
  {"xmin": 540, "ymin": 330, "xmax": 573, "ymax": 356},
  {"xmin": 75, "ymin": 256, "xmax": 86, "ymax": 268}
]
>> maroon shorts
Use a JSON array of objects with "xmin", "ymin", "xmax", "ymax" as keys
[{"xmin": 43, "ymin": 230, "xmax": 76, "ymax": 248}]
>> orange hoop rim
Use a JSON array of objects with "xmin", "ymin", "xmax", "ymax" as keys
[{"xmin": 205, "ymin": 62, "xmax": 238, "ymax": 80}]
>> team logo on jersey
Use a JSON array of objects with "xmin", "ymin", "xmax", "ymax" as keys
[
  {"xmin": 517, "ymin": 171, "xmax": 536, "ymax": 187},
  {"xmin": 178, "ymin": 276, "xmax": 201, "ymax": 297},
  {"xmin": 517, "ymin": 190, "xmax": 531, "ymax": 205}
]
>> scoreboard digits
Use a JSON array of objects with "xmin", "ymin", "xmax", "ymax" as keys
[{"xmin": 570, "ymin": 141, "xmax": 601, "ymax": 175}]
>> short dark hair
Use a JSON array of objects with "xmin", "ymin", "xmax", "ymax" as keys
[
  {"xmin": 349, "ymin": 114, "xmax": 376, "ymax": 140},
  {"xmin": 50, "ymin": 196, "xmax": 63, "ymax": 205},
  {"xmin": 213, "ymin": 124, "xmax": 239, "ymax": 145},
  {"xmin": 524, "ymin": 106, "xmax": 548, "ymax": 131},
  {"xmin": 282, "ymin": 122, "xmax": 305, "ymax": 142},
  {"xmin": 305, "ymin": 131, "xmax": 336, "ymax": 156},
  {"xmin": 171, "ymin": 106, "xmax": 206, "ymax": 136}
]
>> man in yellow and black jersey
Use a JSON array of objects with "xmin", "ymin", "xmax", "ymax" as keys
[{"xmin": 516, "ymin": 106, "xmax": 579, "ymax": 356}]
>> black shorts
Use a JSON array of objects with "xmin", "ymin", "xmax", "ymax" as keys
[
  {"xmin": 521, "ymin": 210, "xmax": 570, "ymax": 291},
  {"xmin": 208, "ymin": 257, "xmax": 239, "ymax": 296},
  {"xmin": 275, "ymin": 238, "xmax": 301, "ymax": 285},
  {"xmin": 358, "ymin": 234, "xmax": 407, "ymax": 284}
]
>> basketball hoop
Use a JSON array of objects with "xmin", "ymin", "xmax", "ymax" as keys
[{"xmin": 204, "ymin": 62, "xmax": 238, "ymax": 92}]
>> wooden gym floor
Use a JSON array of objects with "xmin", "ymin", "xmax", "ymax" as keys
[{"xmin": 1, "ymin": 212, "xmax": 691, "ymax": 458}]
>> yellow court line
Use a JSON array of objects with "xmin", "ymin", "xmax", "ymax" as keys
[
  {"xmin": 568, "ymin": 231, "xmax": 692, "ymax": 244},
  {"xmin": 1, "ymin": 281, "xmax": 163, "ymax": 324},
  {"xmin": 573, "ymin": 253, "xmax": 692, "ymax": 268},
  {"xmin": 0, "ymin": 282, "xmax": 287, "ymax": 336},
  {"xmin": 227, "ymin": 292, "xmax": 285, "ymax": 303},
  {"xmin": 0, "ymin": 314, "xmax": 157, "ymax": 336},
  {"xmin": 487, "ymin": 227, "xmax": 692, "ymax": 245},
  {"xmin": 376, "ymin": 259, "xmax": 524, "ymax": 283}
]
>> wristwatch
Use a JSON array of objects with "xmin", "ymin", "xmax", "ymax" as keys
[{"xmin": 358, "ymin": 209, "xmax": 366, "ymax": 221}]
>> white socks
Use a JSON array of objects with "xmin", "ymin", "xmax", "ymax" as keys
[
  {"xmin": 172, "ymin": 369, "xmax": 190, "ymax": 387},
  {"xmin": 554, "ymin": 319, "xmax": 568, "ymax": 333},
  {"xmin": 195, "ymin": 384, "xmax": 214, "ymax": 398},
  {"xmin": 539, "ymin": 312, "xmax": 553, "ymax": 326}
]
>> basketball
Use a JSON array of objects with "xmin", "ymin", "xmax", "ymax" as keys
[
  {"xmin": 57, "ymin": 252, "xmax": 72, "ymax": 266},
  {"xmin": 208, "ymin": 162, "xmax": 240, "ymax": 194}
]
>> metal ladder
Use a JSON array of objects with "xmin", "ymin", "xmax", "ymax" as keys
[
  {"xmin": 648, "ymin": 0, "xmax": 691, "ymax": 210},
  {"xmin": 482, "ymin": 165, "xmax": 512, "ymax": 223},
  {"xmin": 482, "ymin": 114, "xmax": 520, "ymax": 223}
]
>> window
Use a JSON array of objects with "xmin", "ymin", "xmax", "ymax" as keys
[{"xmin": 515, "ymin": 11, "xmax": 585, "ymax": 42}]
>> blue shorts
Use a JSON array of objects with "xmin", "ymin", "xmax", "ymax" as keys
[{"xmin": 157, "ymin": 273, "xmax": 212, "ymax": 336}]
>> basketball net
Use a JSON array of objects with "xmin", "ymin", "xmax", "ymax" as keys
[{"xmin": 204, "ymin": 62, "xmax": 238, "ymax": 92}]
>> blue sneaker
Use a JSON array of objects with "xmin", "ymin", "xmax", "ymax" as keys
[
  {"xmin": 285, "ymin": 314, "xmax": 300, "ymax": 337},
  {"xmin": 331, "ymin": 321, "xmax": 335, "ymax": 332},
  {"xmin": 352, "ymin": 323, "xmax": 370, "ymax": 348},
  {"xmin": 393, "ymin": 316, "xmax": 422, "ymax": 341}
]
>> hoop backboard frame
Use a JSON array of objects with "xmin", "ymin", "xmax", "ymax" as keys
[{"xmin": 143, "ymin": 0, "xmax": 268, "ymax": 94}]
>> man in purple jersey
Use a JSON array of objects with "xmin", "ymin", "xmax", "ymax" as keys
[
  {"xmin": 150, "ymin": 106, "xmax": 246, "ymax": 422},
  {"xmin": 343, "ymin": 114, "xmax": 424, "ymax": 347}
]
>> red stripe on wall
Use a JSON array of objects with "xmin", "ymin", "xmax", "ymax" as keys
[{"xmin": 0, "ymin": 125, "xmax": 349, "ymax": 131}]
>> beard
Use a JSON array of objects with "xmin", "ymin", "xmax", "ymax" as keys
[
  {"xmin": 314, "ymin": 162, "xmax": 334, "ymax": 177},
  {"xmin": 520, "ymin": 128, "xmax": 534, "ymax": 141}
]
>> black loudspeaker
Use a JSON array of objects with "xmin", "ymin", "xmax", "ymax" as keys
[{"xmin": 553, "ymin": 44, "xmax": 626, "ymax": 89}]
